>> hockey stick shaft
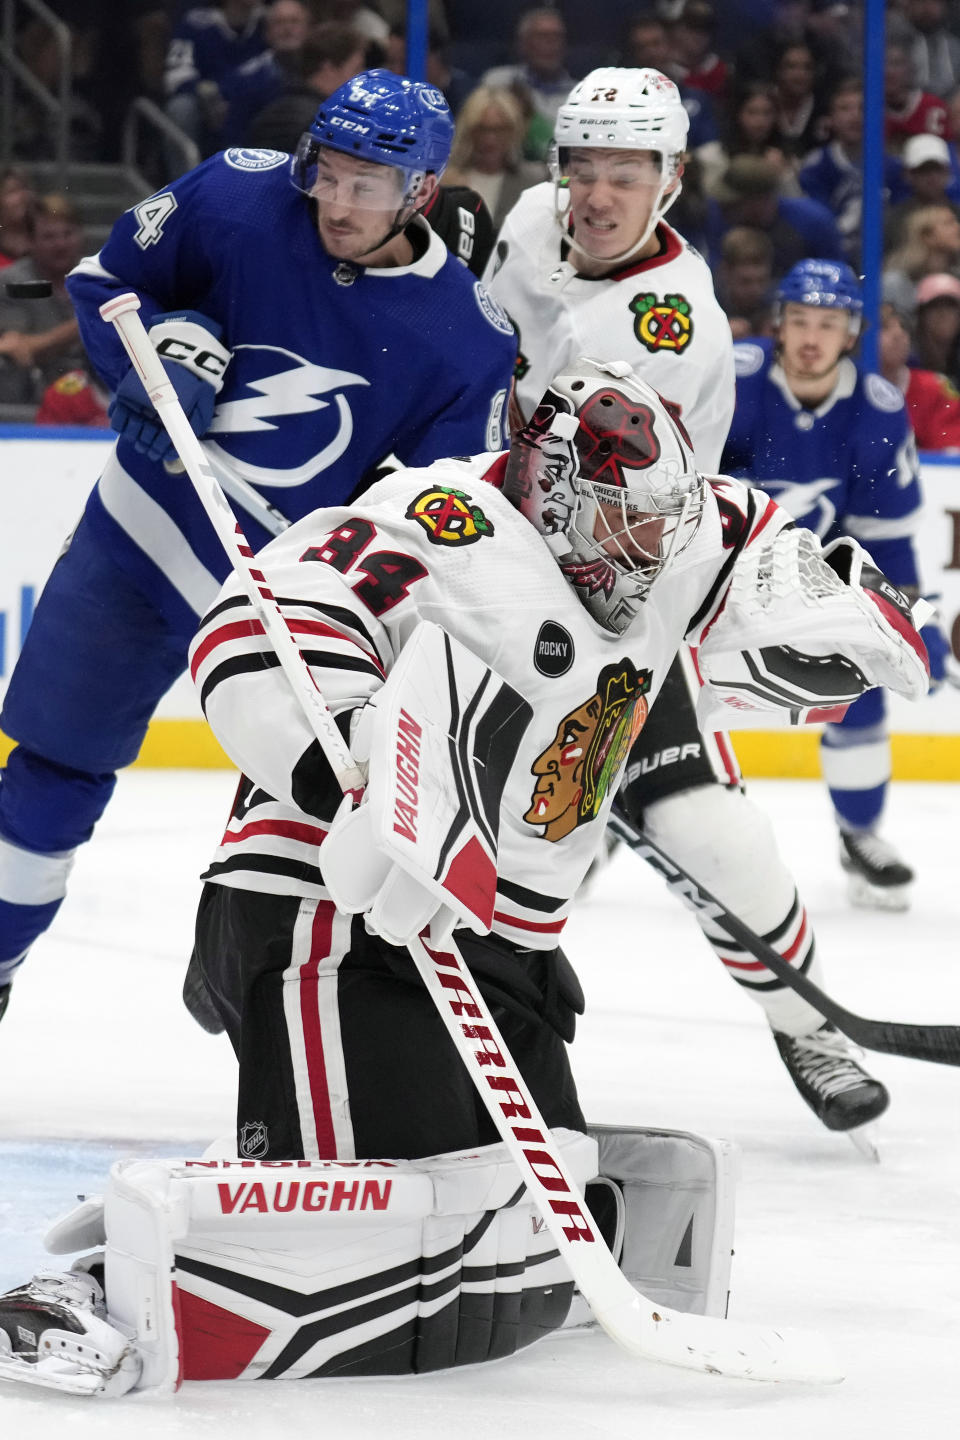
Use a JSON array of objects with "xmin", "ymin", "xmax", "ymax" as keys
[
  {"xmin": 100, "ymin": 294, "xmax": 365, "ymax": 797},
  {"xmin": 608, "ymin": 806, "xmax": 960, "ymax": 1066},
  {"xmin": 100, "ymin": 294, "xmax": 839, "ymax": 1384}
]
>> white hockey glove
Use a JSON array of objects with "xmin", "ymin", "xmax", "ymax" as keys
[
  {"xmin": 321, "ymin": 621, "xmax": 532, "ymax": 948},
  {"xmin": 697, "ymin": 528, "xmax": 930, "ymax": 723}
]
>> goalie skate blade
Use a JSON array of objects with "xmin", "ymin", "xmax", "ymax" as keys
[
  {"xmin": 846, "ymin": 1126, "xmax": 881, "ymax": 1164},
  {"xmin": 0, "ymin": 1352, "xmax": 108, "ymax": 1397},
  {"xmin": 597, "ymin": 1295, "xmax": 844, "ymax": 1384}
]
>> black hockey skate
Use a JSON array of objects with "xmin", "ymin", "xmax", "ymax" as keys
[
  {"xmin": 0, "ymin": 984, "xmax": 9, "ymax": 1024},
  {"xmin": 774, "ymin": 1023, "xmax": 890, "ymax": 1132},
  {"xmin": 839, "ymin": 830, "xmax": 914, "ymax": 911}
]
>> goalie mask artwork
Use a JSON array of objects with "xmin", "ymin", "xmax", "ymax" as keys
[{"xmin": 502, "ymin": 358, "xmax": 706, "ymax": 634}]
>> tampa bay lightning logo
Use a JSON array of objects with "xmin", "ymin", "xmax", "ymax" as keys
[
  {"xmin": 759, "ymin": 476, "xmax": 837, "ymax": 538},
  {"xmin": 206, "ymin": 343, "xmax": 369, "ymax": 486},
  {"xmin": 224, "ymin": 148, "xmax": 288, "ymax": 172}
]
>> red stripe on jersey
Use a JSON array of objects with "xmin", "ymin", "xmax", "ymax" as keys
[
  {"xmin": 492, "ymin": 909, "xmax": 567, "ymax": 934},
  {"xmin": 220, "ymin": 818, "xmax": 328, "ymax": 846},
  {"xmin": 581, "ymin": 222, "xmax": 684, "ymax": 279},
  {"xmin": 285, "ymin": 617, "xmax": 384, "ymax": 670},
  {"xmin": 783, "ymin": 911, "xmax": 810, "ymax": 963},
  {"xmin": 722, "ymin": 956, "xmax": 768, "ymax": 972},
  {"xmin": 190, "ymin": 616, "xmax": 265, "ymax": 678},
  {"xmin": 745, "ymin": 496, "xmax": 780, "ymax": 547},
  {"xmin": 711, "ymin": 728, "xmax": 741, "ymax": 785},
  {"xmin": 723, "ymin": 910, "xmax": 809, "ymax": 974},
  {"xmin": 298, "ymin": 901, "xmax": 338, "ymax": 1158}
]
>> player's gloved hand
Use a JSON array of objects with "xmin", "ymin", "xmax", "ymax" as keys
[
  {"xmin": 109, "ymin": 310, "xmax": 231, "ymax": 463},
  {"xmin": 321, "ymin": 791, "xmax": 458, "ymax": 948},
  {"xmin": 321, "ymin": 622, "xmax": 518, "ymax": 948},
  {"xmin": 915, "ymin": 599, "xmax": 960, "ymax": 692},
  {"xmin": 320, "ymin": 699, "xmax": 458, "ymax": 948},
  {"xmin": 920, "ymin": 620, "xmax": 950, "ymax": 692}
]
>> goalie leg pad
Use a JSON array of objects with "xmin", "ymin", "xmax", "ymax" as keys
[
  {"xmin": 97, "ymin": 1128, "xmax": 597, "ymax": 1388},
  {"xmin": 566, "ymin": 1125, "xmax": 737, "ymax": 1328}
]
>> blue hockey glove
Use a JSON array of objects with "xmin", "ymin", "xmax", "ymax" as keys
[
  {"xmin": 919, "ymin": 618, "xmax": 955, "ymax": 694},
  {"xmin": 109, "ymin": 310, "xmax": 231, "ymax": 464}
]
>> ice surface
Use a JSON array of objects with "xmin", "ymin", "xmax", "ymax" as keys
[{"xmin": 0, "ymin": 770, "xmax": 957, "ymax": 1437}]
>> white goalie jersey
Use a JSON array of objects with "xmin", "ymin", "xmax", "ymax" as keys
[
  {"xmin": 483, "ymin": 182, "xmax": 736, "ymax": 469},
  {"xmin": 189, "ymin": 457, "xmax": 927, "ymax": 948}
]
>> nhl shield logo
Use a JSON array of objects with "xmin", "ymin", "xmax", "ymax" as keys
[
  {"xmin": 238, "ymin": 1121, "xmax": 269, "ymax": 1158},
  {"xmin": 629, "ymin": 292, "xmax": 694, "ymax": 353}
]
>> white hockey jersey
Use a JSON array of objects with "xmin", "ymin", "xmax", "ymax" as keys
[
  {"xmin": 190, "ymin": 456, "xmax": 795, "ymax": 949},
  {"xmin": 483, "ymin": 182, "xmax": 735, "ymax": 470}
]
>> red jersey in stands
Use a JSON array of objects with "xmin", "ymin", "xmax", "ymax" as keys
[
  {"xmin": 886, "ymin": 90, "xmax": 949, "ymax": 142},
  {"xmin": 35, "ymin": 370, "xmax": 109, "ymax": 427},
  {"xmin": 904, "ymin": 367, "xmax": 960, "ymax": 450}
]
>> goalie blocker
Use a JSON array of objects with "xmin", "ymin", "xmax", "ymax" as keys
[{"xmin": 0, "ymin": 1126, "xmax": 735, "ymax": 1395}]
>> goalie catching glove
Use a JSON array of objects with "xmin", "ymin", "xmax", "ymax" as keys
[
  {"xmin": 108, "ymin": 309, "xmax": 231, "ymax": 463},
  {"xmin": 696, "ymin": 527, "xmax": 930, "ymax": 723},
  {"xmin": 321, "ymin": 621, "xmax": 532, "ymax": 946}
]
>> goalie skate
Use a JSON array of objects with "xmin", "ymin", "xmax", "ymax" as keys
[
  {"xmin": 774, "ymin": 1023, "xmax": 890, "ymax": 1133},
  {"xmin": 839, "ymin": 830, "xmax": 914, "ymax": 911},
  {"xmin": 0, "ymin": 983, "xmax": 9, "ymax": 1025},
  {"xmin": 0, "ymin": 1271, "xmax": 140, "ymax": 1397}
]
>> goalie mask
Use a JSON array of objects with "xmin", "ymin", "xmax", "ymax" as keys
[{"xmin": 503, "ymin": 359, "xmax": 705, "ymax": 635}]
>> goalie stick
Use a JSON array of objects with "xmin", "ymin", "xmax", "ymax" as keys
[
  {"xmin": 101, "ymin": 292, "xmax": 840, "ymax": 1385},
  {"xmin": 607, "ymin": 805, "xmax": 960, "ymax": 1066}
]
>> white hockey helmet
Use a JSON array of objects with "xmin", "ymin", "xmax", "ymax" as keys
[
  {"xmin": 503, "ymin": 357, "xmax": 705, "ymax": 635},
  {"xmin": 552, "ymin": 68, "xmax": 690, "ymax": 263}
]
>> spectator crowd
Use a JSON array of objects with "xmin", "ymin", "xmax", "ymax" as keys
[{"xmin": 4, "ymin": 0, "xmax": 960, "ymax": 446}]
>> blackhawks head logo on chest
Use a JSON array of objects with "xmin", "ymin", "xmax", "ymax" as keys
[{"xmin": 629, "ymin": 292, "xmax": 694, "ymax": 354}]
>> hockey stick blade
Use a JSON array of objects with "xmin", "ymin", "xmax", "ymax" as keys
[
  {"xmin": 609, "ymin": 807, "xmax": 960, "ymax": 1066},
  {"xmin": 408, "ymin": 929, "xmax": 842, "ymax": 1385}
]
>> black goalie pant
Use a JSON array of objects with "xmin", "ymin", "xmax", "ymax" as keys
[
  {"xmin": 194, "ymin": 883, "xmax": 587, "ymax": 1162},
  {"xmin": 619, "ymin": 647, "xmax": 741, "ymax": 815}
]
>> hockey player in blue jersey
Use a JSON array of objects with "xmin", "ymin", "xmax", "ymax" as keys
[
  {"xmin": 722, "ymin": 258, "xmax": 948, "ymax": 909},
  {"xmin": 0, "ymin": 70, "xmax": 517, "ymax": 1024}
]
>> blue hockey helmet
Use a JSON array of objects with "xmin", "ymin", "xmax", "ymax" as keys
[
  {"xmin": 774, "ymin": 259, "xmax": 864, "ymax": 334},
  {"xmin": 292, "ymin": 69, "xmax": 454, "ymax": 208}
]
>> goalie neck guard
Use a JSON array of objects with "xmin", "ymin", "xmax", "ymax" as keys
[
  {"xmin": 502, "ymin": 358, "xmax": 705, "ymax": 635},
  {"xmin": 551, "ymin": 67, "xmax": 689, "ymax": 266}
]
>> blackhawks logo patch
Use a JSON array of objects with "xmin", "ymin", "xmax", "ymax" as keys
[
  {"xmin": 525, "ymin": 660, "xmax": 652, "ymax": 842},
  {"xmin": 629, "ymin": 292, "xmax": 694, "ymax": 353},
  {"xmin": 407, "ymin": 486, "xmax": 495, "ymax": 546}
]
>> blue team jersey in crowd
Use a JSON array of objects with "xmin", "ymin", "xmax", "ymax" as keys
[
  {"xmin": 164, "ymin": 6, "xmax": 268, "ymax": 95},
  {"xmin": 66, "ymin": 148, "xmax": 516, "ymax": 616},
  {"xmin": 720, "ymin": 338, "xmax": 921, "ymax": 589}
]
